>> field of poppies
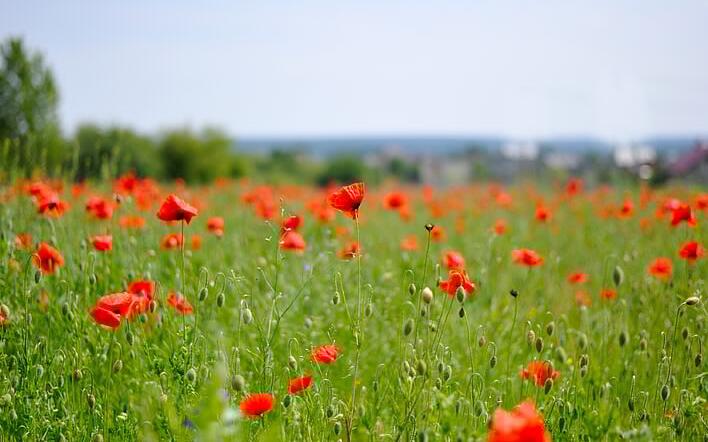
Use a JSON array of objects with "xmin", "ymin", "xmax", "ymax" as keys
[{"xmin": 0, "ymin": 175, "xmax": 705, "ymax": 441}]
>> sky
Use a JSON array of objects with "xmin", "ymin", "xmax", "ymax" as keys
[{"xmin": 2, "ymin": 0, "xmax": 708, "ymax": 141}]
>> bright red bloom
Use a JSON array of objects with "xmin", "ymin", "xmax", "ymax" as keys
[
  {"xmin": 512, "ymin": 249, "xmax": 544, "ymax": 267},
  {"xmin": 400, "ymin": 234, "xmax": 419, "ymax": 251},
  {"xmin": 493, "ymin": 219, "xmax": 508, "ymax": 235},
  {"xmin": 156, "ymin": 194, "xmax": 198, "ymax": 224},
  {"xmin": 239, "ymin": 393, "xmax": 275, "ymax": 418},
  {"xmin": 383, "ymin": 191, "xmax": 408, "ymax": 210},
  {"xmin": 161, "ymin": 233, "xmax": 184, "ymax": 250},
  {"xmin": 338, "ymin": 241, "xmax": 361, "ymax": 259},
  {"xmin": 119, "ymin": 215, "xmax": 146, "ymax": 229},
  {"xmin": 443, "ymin": 250, "xmax": 465, "ymax": 270},
  {"xmin": 287, "ymin": 375, "xmax": 313, "ymax": 395},
  {"xmin": 679, "ymin": 241, "xmax": 704, "ymax": 263},
  {"xmin": 90, "ymin": 306, "xmax": 121, "ymax": 329},
  {"xmin": 14, "ymin": 233, "xmax": 33, "ymax": 250},
  {"xmin": 618, "ymin": 199, "xmax": 634, "ymax": 218},
  {"xmin": 670, "ymin": 203, "xmax": 697, "ymax": 227},
  {"xmin": 565, "ymin": 178, "xmax": 583, "ymax": 196},
  {"xmin": 33, "ymin": 242, "xmax": 64, "ymax": 274},
  {"xmin": 328, "ymin": 182, "xmax": 365, "ymax": 219},
  {"xmin": 520, "ymin": 361, "xmax": 560, "ymax": 387},
  {"xmin": 167, "ymin": 292, "xmax": 193, "ymax": 315},
  {"xmin": 206, "ymin": 217, "xmax": 225, "ymax": 237},
  {"xmin": 311, "ymin": 344, "xmax": 340, "ymax": 364},
  {"xmin": 90, "ymin": 291, "xmax": 141, "ymax": 328},
  {"xmin": 280, "ymin": 230, "xmax": 306, "ymax": 252},
  {"xmin": 439, "ymin": 269, "xmax": 476, "ymax": 298},
  {"xmin": 281, "ymin": 215, "xmax": 302, "ymax": 232},
  {"xmin": 600, "ymin": 288, "xmax": 617, "ymax": 300},
  {"xmin": 696, "ymin": 193, "xmax": 708, "ymax": 210},
  {"xmin": 191, "ymin": 234, "xmax": 202, "ymax": 250},
  {"xmin": 567, "ymin": 272, "xmax": 589, "ymax": 284},
  {"xmin": 91, "ymin": 235, "xmax": 113, "ymax": 252},
  {"xmin": 36, "ymin": 193, "xmax": 69, "ymax": 217},
  {"xmin": 488, "ymin": 400, "xmax": 550, "ymax": 442},
  {"xmin": 85, "ymin": 196, "xmax": 114, "ymax": 220},
  {"xmin": 127, "ymin": 280, "xmax": 155, "ymax": 314},
  {"xmin": 534, "ymin": 205, "xmax": 551, "ymax": 222},
  {"xmin": 430, "ymin": 225, "xmax": 446, "ymax": 242},
  {"xmin": 647, "ymin": 257, "xmax": 673, "ymax": 280}
]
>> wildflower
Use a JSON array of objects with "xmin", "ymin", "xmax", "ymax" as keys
[
  {"xmin": 575, "ymin": 290, "xmax": 592, "ymax": 307},
  {"xmin": 37, "ymin": 193, "xmax": 69, "ymax": 217},
  {"xmin": 512, "ymin": 249, "xmax": 544, "ymax": 267},
  {"xmin": 679, "ymin": 241, "xmax": 704, "ymax": 263},
  {"xmin": 567, "ymin": 272, "xmax": 589, "ymax": 284},
  {"xmin": 328, "ymin": 182, "xmax": 365, "ymax": 218},
  {"xmin": 280, "ymin": 231, "xmax": 306, "ymax": 253},
  {"xmin": 400, "ymin": 235, "xmax": 419, "ymax": 251},
  {"xmin": 618, "ymin": 198, "xmax": 634, "ymax": 218},
  {"xmin": 488, "ymin": 400, "xmax": 550, "ymax": 442},
  {"xmin": 191, "ymin": 235, "xmax": 202, "ymax": 250},
  {"xmin": 670, "ymin": 203, "xmax": 697, "ymax": 227},
  {"xmin": 438, "ymin": 269, "xmax": 476, "ymax": 298},
  {"xmin": 206, "ymin": 217, "xmax": 225, "ymax": 237},
  {"xmin": 338, "ymin": 241, "xmax": 361, "ymax": 259},
  {"xmin": 90, "ymin": 292, "xmax": 136, "ymax": 328},
  {"xmin": 119, "ymin": 215, "xmax": 146, "ymax": 229},
  {"xmin": 493, "ymin": 219, "xmax": 507, "ymax": 235},
  {"xmin": 167, "ymin": 292, "xmax": 193, "ymax": 315},
  {"xmin": 239, "ymin": 393, "xmax": 275, "ymax": 418},
  {"xmin": 383, "ymin": 191, "xmax": 408, "ymax": 210},
  {"xmin": 33, "ymin": 242, "xmax": 64, "ymax": 274},
  {"xmin": 281, "ymin": 215, "xmax": 302, "ymax": 232},
  {"xmin": 14, "ymin": 233, "xmax": 33, "ymax": 250},
  {"xmin": 85, "ymin": 196, "xmax": 114, "ymax": 220},
  {"xmin": 520, "ymin": 361, "xmax": 559, "ymax": 387},
  {"xmin": 534, "ymin": 205, "xmax": 551, "ymax": 222},
  {"xmin": 565, "ymin": 178, "xmax": 583, "ymax": 196},
  {"xmin": 311, "ymin": 344, "xmax": 340, "ymax": 364},
  {"xmin": 91, "ymin": 235, "xmax": 113, "ymax": 252},
  {"xmin": 287, "ymin": 375, "xmax": 313, "ymax": 395},
  {"xmin": 161, "ymin": 233, "xmax": 183, "ymax": 250},
  {"xmin": 90, "ymin": 306, "xmax": 122, "ymax": 329},
  {"xmin": 442, "ymin": 250, "xmax": 465, "ymax": 270},
  {"xmin": 127, "ymin": 280, "xmax": 155, "ymax": 314},
  {"xmin": 600, "ymin": 288, "xmax": 617, "ymax": 300},
  {"xmin": 430, "ymin": 225, "xmax": 446, "ymax": 242},
  {"xmin": 156, "ymin": 194, "xmax": 198, "ymax": 224},
  {"xmin": 647, "ymin": 257, "xmax": 672, "ymax": 280}
]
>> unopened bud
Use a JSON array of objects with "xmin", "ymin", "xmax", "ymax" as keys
[
  {"xmin": 365, "ymin": 302, "xmax": 373, "ymax": 317},
  {"xmin": 416, "ymin": 359, "xmax": 427, "ymax": 376},
  {"xmin": 422, "ymin": 287, "xmax": 433, "ymax": 304},
  {"xmin": 544, "ymin": 378, "xmax": 553, "ymax": 394},
  {"xmin": 458, "ymin": 307, "xmax": 465, "ymax": 318},
  {"xmin": 535, "ymin": 337, "xmax": 544, "ymax": 353},
  {"xmin": 660, "ymin": 384, "xmax": 670, "ymax": 401},
  {"xmin": 546, "ymin": 321, "xmax": 555, "ymax": 336},
  {"xmin": 509, "ymin": 289, "xmax": 519, "ymax": 298},
  {"xmin": 332, "ymin": 292, "xmax": 340, "ymax": 305},
  {"xmin": 87, "ymin": 393, "xmax": 96, "ymax": 409},
  {"xmin": 216, "ymin": 292, "xmax": 225, "ymax": 307},
  {"xmin": 241, "ymin": 308, "xmax": 253, "ymax": 324},
  {"xmin": 612, "ymin": 265, "xmax": 624, "ymax": 287},
  {"xmin": 527, "ymin": 330, "xmax": 536, "ymax": 346},
  {"xmin": 403, "ymin": 319, "xmax": 414, "ymax": 336},
  {"xmin": 34, "ymin": 270, "xmax": 41, "ymax": 284},
  {"xmin": 231, "ymin": 374, "xmax": 245, "ymax": 392},
  {"xmin": 684, "ymin": 296, "xmax": 700, "ymax": 306},
  {"xmin": 478, "ymin": 335, "xmax": 487, "ymax": 348},
  {"xmin": 185, "ymin": 368, "xmax": 196, "ymax": 383},
  {"xmin": 408, "ymin": 283, "xmax": 416, "ymax": 296},
  {"xmin": 425, "ymin": 224, "xmax": 434, "ymax": 232},
  {"xmin": 489, "ymin": 355, "xmax": 497, "ymax": 368},
  {"xmin": 288, "ymin": 355, "xmax": 297, "ymax": 370},
  {"xmin": 112, "ymin": 359, "xmax": 123, "ymax": 373},
  {"xmin": 619, "ymin": 330, "xmax": 628, "ymax": 347}
]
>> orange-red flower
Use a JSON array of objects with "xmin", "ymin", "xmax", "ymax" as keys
[
  {"xmin": 493, "ymin": 219, "xmax": 508, "ymax": 235},
  {"xmin": 206, "ymin": 216, "xmax": 225, "ymax": 237},
  {"xmin": 36, "ymin": 193, "xmax": 69, "ymax": 217},
  {"xmin": 328, "ymin": 182, "xmax": 365, "ymax": 219},
  {"xmin": 338, "ymin": 241, "xmax": 361, "ymax": 259},
  {"xmin": 383, "ymin": 191, "xmax": 408, "ymax": 210},
  {"xmin": 281, "ymin": 215, "xmax": 302, "ymax": 232},
  {"xmin": 512, "ymin": 249, "xmax": 544, "ymax": 267},
  {"xmin": 567, "ymin": 272, "xmax": 588, "ymax": 284},
  {"xmin": 575, "ymin": 290, "xmax": 592, "ymax": 307},
  {"xmin": 127, "ymin": 280, "xmax": 155, "ymax": 314},
  {"xmin": 161, "ymin": 233, "xmax": 184, "ymax": 250},
  {"xmin": 287, "ymin": 375, "xmax": 313, "ymax": 395},
  {"xmin": 678, "ymin": 241, "xmax": 704, "ymax": 263},
  {"xmin": 156, "ymin": 194, "xmax": 198, "ymax": 224},
  {"xmin": 647, "ymin": 257, "xmax": 673, "ymax": 280},
  {"xmin": 520, "ymin": 361, "xmax": 559, "ymax": 387},
  {"xmin": 90, "ymin": 305, "xmax": 122, "ymax": 329},
  {"xmin": 14, "ymin": 233, "xmax": 33, "ymax": 250},
  {"xmin": 85, "ymin": 196, "xmax": 114, "ymax": 220},
  {"xmin": 90, "ymin": 291, "xmax": 136, "ymax": 328},
  {"xmin": 670, "ymin": 203, "xmax": 697, "ymax": 227},
  {"xmin": 33, "ymin": 242, "xmax": 64, "ymax": 274},
  {"xmin": 534, "ymin": 205, "xmax": 551, "ymax": 222},
  {"xmin": 239, "ymin": 393, "xmax": 275, "ymax": 418},
  {"xmin": 400, "ymin": 235, "xmax": 419, "ymax": 251},
  {"xmin": 167, "ymin": 291, "xmax": 193, "ymax": 315},
  {"xmin": 311, "ymin": 344, "xmax": 340, "ymax": 364},
  {"xmin": 600, "ymin": 288, "xmax": 617, "ymax": 300},
  {"xmin": 439, "ymin": 269, "xmax": 476, "ymax": 298},
  {"xmin": 280, "ymin": 230, "xmax": 306, "ymax": 252},
  {"xmin": 191, "ymin": 234, "xmax": 202, "ymax": 250},
  {"xmin": 430, "ymin": 225, "xmax": 446, "ymax": 242},
  {"xmin": 443, "ymin": 250, "xmax": 465, "ymax": 270},
  {"xmin": 119, "ymin": 215, "xmax": 146, "ymax": 229},
  {"xmin": 91, "ymin": 235, "xmax": 113, "ymax": 252},
  {"xmin": 565, "ymin": 177, "xmax": 583, "ymax": 196},
  {"xmin": 488, "ymin": 400, "xmax": 550, "ymax": 442}
]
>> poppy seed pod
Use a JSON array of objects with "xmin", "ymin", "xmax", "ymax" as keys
[
  {"xmin": 546, "ymin": 322, "xmax": 555, "ymax": 336},
  {"xmin": 422, "ymin": 287, "xmax": 433, "ymax": 304},
  {"xmin": 535, "ymin": 337, "xmax": 544, "ymax": 353},
  {"xmin": 232, "ymin": 375, "xmax": 245, "ymax": 392},
  {"xmin": 544, "ymin": 378, "xmax": 553, "ymax": 394},
  {"xmin": 403, "ymin": 319, "xmax": 414, "ymax": 336},
  {"xmin": 408, "ymin": 283, "xmax": 416, "ymax": 296}
]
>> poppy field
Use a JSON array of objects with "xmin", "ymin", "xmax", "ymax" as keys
[{"xmin": 0, "ymin": 176, "xmax": 706, "ymax": 441}]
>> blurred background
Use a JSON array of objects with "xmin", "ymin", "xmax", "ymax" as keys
[{"xmin": 1, "ymin": 0, "xmax": 707, "ymax": 186}]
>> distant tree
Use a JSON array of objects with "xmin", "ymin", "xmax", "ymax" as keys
[
  {"xmin": 159, "ymin": 128, "xmax": 234, "ymax": 183},
  {"xmin": 0, "ymin": 37, "xmax": 65, "ymax": 176},
  {"xmin": 316, "ymin": 154, "xmax": 367, "ymax": 186},
  {"xmin": 387, "ymin": 158, "xmax": 420, "ymax": 183}
]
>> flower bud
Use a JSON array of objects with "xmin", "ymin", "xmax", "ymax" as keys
[
  {"xmin": 408, "ymin": 283, "xmax": 417, "ymax": 296},
  {"xmin": 185, "ymin": 368, "xmax": 196, "ymax": 383},
  {"xmin": 619, "ymin": 330, "xmax": 628, "ymax": 347},
  {"xmin": 126, "ymin": 331, "xmax": 134, "ymax": 346},
  {"xmin": 92, "ymin": 434, "xmax": 104, "ymax": 442},
  {"xmin": 545, "ymin": 321, "xmax": 555, "ymax": 336},
  {"xmin": 365, "ymin": 302, "xmax": 373, "ymax": 317},
  {"xmin": 684, "ymin": 296, "xmax": 700, "ymax": 306},
  {"xmin": 535, "ymin": 337, "xmax": 544, "ymax": 353},
  {"xmin": 422, "ymin": 287, "xmax": 433, "ymax": 304},
  {"xmin": 489, "ymin": 355, "xmax": 497, "ymax": 368},
  {"xmin": 149, "ymin": 300, "xmax": 157, "ymax": 313},
  {"xmin": 509, "ymin": 289, "xmax": 519, "ymax": 298},
  {"xmin": 478, "ymin": 335, "xmax": 487, "ymax": 348},
  {"xmin": 612, "ymin": 265, "xmax": 624, "ymax": 287},
  {"xmin": 403, "ymin": 319, "xmax": 414, "ymax": 336},
  {"xmin": 112, "ymin": 359, "xmax": 123, "ymax": 373},
  {"xmin": 527, "ymin": 330, "xmax": 536, "ymax": 346},
  {"xmin": 87, "ymin": 393, "xmax": 96, "ymax": 409},
  {"xmin": 288, "ymin": 355, "xmax": 297, "ymax": 370},
  {"xmin": 661, "ymin": 384, "xmax": 670, "ymax": 401},
  {"xmin": 425, "ymin": 224, "xmax": 434, "ymax": 232},
  {"xmin": 241, "ymin": 308, "xmax": 253, "ymax": 324},
  {"xmin": 216, "ymin": 292, "xmax": 225, "ymax": 307},
  {"xmin": 198, "ymin": 287, "xmax": 208, "ymax": 302},
  {"xmin": 34, "ymin": 270, "xmax": 41, "ymax": 284},
  {"xmin": 455, "ymin": 287, "xmax": 465, "ymax": 303},
  {"xmin": 332, "ymin": 292, "xmax": 340, "ymax": 305},
  {"xmin": 416, "ymin": 359, "xmax": 427, "ymax": 376},
  {"xmin": 231, "ymin": 374, "xmax": 245, "ymax": 392},
  {"xmin": 544, "ymin": 378, "xmax": 553, "ymax": 394},
  {"xmin": 458, "ymin": 307, "xmax": 465, "ymax": 318},
  {"xmin": 334, "ymin": 422, "xmax": 342, "ymax": 435},
  {"xmin": 695, "ymin": 353, "xmax": 702, "ymax": 367},
  {"xmin": 282, "ymin": 395, "xmax": 292, "ymax": 408}
]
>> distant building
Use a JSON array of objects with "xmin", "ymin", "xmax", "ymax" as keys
[{"xmin": 668, "ymin": 141, "xmax": 708, "ymax": 183}]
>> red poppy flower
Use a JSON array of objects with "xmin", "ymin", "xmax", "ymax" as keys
[
  {"xmin": 493, "ymin": 219, "xmax": 508, "ymax": 235},
  {"xmin": 287, "ymin": 375, "xmax": 313, "ymax": 395},
  {"xmin": 679, "ymin": 241, "xmax": 704, "ymax": 263},
  {"xmin": 430, "ymin": 225, "xmax": 446, "ymax": 242},
  {"xmin": 575, "ymin": 290, "xmax": 592, "ymax": 307},
  {"xmin": 696, "ymin": 193, "xmax": 708, "ymax": 210},
  {"xmin": 95, "ymin": 291, "xmax": 136, "ymax": 317},
  {"xmin": 14, "ymin": 233, "xmax": 33, "ymax": 250},
  {"xmin": 36, "ymin": 193, "xmax": 69, "ymax": 217},
  {"xmin": 520, "ymin": 361, "xmax": 559, "ymax": 387},
  {"xmin": 618, "ymin": 199, "xmax": 634, "ymax": 218},
  {"xmin": 119, "ymin": 215, "xmax": 146, "ymax": 229},
  {"xmin": 488, "ymin": 400, "xmax": 550, "ymax": 442},
  {"xmin": 600, "ymin": 288, "xmax": 617, "ymax": 300},
  {"xmin": 443, "ymin": 250, "xmax": 465, "ymax": 270},
  {"xmin": 33, "ymin": 242, "xmax": 65, "ymax": 274},
  {"xmin": 400, "ymin": 235, "xmax": 419, "ymax": 252},
  {"xmin": 338, "ymin": 241, "xmax": 361, "ymax": 259},
  {"xmin": 128, "ymin": 280, "xmax": 155, "ymax": 314},
  {"xmin": 439, "ymin": 269, "xmax": 476, "ymax": 298},
  {"xmin": 167, "ymin": 292, "xmax": 193, "ymax": 315},
  {"xmin": 534, "ymin": 205, "xmax": 551, "ymax": 222},
  {"xmin": 206, "ymin": 217, "xmax": 225, "ymax": 237},
  {"xmin": 91, "ymin": 235, "xmax": 113, "ymax": 252},
  {"xmin": 280, "ymin": 230, "xmax": 306, "ymax": 252},
  {"xmin": 311, "ymin": 344, "xmax": 340, "ymax": 364},
  {"xmin": 161, "ymin": 233, "xmax": 184, "ymax": 250},
  {"xmin": 239, "ymin": 393, "xmax": 275, "ymax": 418},
  {"xmin": 328, "ymin": 182, "xmax": 365, "ymax": 219},
  {"xmin": 647, "ymin": 257, "xmax": 672, "ymax": 280},
  {"xmin": 670, "ymin": 203, "xmax": 697, "ymax": 227},
  {"xmin": 156, "ymin": 194, "xmax": 198, "ymax": 224},
  {"xmin": 90, "ymin": 306, "xmax": 121, "ymax": 329},
  {"xmin": 512, "ymin": 249, "xmax": 544, "ymax": 267},
  {"xmin": 85, "ymin": 196, "xmax": 115, "ymax": 220},
  {"xmin": 281, "ymin": 215, "xmax": 302, "ymax": 232},
  {"xmin": 567, "ymin": 272, "xmax": 588, "ymax": 284},
  {"xmin": 565, "ymin": 178, "xmax": 583, "ymax": 196},
  {"xmin": 191, "ymin": 234, "xmax": 202, "ymax": 250},
  {"xmin": 383, "ymin": 191, "xmax": 408, "ymax": 210}
]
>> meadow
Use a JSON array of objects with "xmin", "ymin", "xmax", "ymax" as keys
[{"xmin": 0, "ymin": 176, "xmax": 705, "ymax": 441}]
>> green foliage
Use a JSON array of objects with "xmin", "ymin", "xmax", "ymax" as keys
[
  {"xmin": 316, "ymin": 154, "xmax": 368, "ymax": 186},
  {"xmin": 159, "ymin": 128, "xmax": 237, "ymax": 183}
]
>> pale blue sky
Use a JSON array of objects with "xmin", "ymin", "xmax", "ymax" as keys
[{"xmin": 2, "ymin": 1, "xmax": 708, "ymax": 140}]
